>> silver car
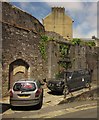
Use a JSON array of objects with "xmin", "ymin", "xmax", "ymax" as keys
[{"xmin": 10, "ymin": 79, "xmax": 43, "ymax": 109}]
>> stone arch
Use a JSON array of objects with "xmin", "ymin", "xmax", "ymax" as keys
[{"xmin": 8, "ymin": 59, "xmax": 30, "ymax": 89}]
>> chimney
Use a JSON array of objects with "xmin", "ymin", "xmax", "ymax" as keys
[{"xmin": 52, "ymin": 7, "xmax": 65, "ymax": 14}]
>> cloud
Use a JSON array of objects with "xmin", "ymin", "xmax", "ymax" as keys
[
  {"xmin": 47, "ymin": 2, "xmax": 97, "ymax": 38},
  {"xmin": 73, "ymin": 24, "xmax": 97, "ymax": 38},
  {"xmin": 47, "ymin": 2, "xmax": 84, "ymax": 12},
  {"xmin": 9, "ymin": 0, "xmax": 99, "ymax": 2},
  {"xmin": 10, "ymin": 1, "xmax": 97, "ymax": 38}
]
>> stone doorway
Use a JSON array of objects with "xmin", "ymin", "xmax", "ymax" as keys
[{"xmin": 9, "ymin": 59, "xmax": 30, "ymax": 89}]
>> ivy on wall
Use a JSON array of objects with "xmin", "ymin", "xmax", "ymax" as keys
[
  {"xmin": 86, "ymin": 41, "xmax": 96, "ymax": 47},
  {"xmin": 58, "ymin": 61, "xmax": 72, "ymax": 70},
  {"xmin": 39, "ymin": 35, "xmax": 55, "ymax": 60},
  {"xmin": 59, "ymin": 44, "xmax": 72, "ymax": 70},
  {"xmin": 71, "ymin": 38, "xmax": 96, "ymax": 47},
  {"xmin": 59, "ymin": 44, "xmax": 69, "ymax": 58},
  {"xmin": 39, "ymin": 35, "xmax": 48, "ymax": 60},
  {"xmin": 71, "ymin": 38, "xmax": 81, "ymax": 45}
]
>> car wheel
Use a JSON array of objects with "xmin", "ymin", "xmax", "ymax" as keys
[
  {"xmin": 36, "ymin": 95, "xmax": 43, "ymax": 109},
  {"xmin": 85, "ymin": 82, "xmax": 91, "ymax": 88},
  {"xmin": 37, "ymin": 99, "xmax": 43, "ymax": 109},
  {"xmin": 63, "ymin": 86, "xmax": 69, "ymax": 95}
]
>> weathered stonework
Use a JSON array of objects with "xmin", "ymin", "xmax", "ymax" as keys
[
  {"xmin": 2, "ymin": 2, "xmax": 47, "ymax": 96},
  {"xmin": 46, "ymin": 31, "xmax": 98, "ymax": 83},
  {"xmin": 2, "ymin": 2, "xmax": 98, "ymax": 96}
]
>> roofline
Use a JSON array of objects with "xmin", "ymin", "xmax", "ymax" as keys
[{"xmin": 7, "ymin": 2, "xmax": 44, "ymax": 27}]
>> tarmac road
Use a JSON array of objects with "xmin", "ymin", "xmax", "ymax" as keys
[
  {"xmin": 54, "ymin": 107, "xmax": 97, "ymax": 118},
  {"xmin": 2, "ymin": 100, "xmax": 97, "ymax": 119}
]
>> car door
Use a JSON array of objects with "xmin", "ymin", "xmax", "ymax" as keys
[
  {"xmin": 67, "ymin": 71, "xmax": 79, "ymax": 90},
  {"xmin": 68, "ymin": 71, "xmax": 86, "ymax": 90},
  {"xmin": 77, "ymin": 71, "xmax": 88, "ymax": 88}
]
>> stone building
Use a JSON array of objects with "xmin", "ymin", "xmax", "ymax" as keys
[
  {"xmin": 2, "ymin": 2, "xmax": 47, "ymax": 95},
  {"xmin": 42, "ymin": 7, "xmax": 73, "ymax": 40},
  {"xmin": 1, "ymin": 2, "xmax": 98, "ymax": 96},
  {"xmin": 46, "ymin": 31, "xmax": 98, "ymax": 83}
]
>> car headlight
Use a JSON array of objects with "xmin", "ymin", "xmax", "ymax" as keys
[{"xmin": 56, "ymin": 82, "xmax": 62, "ymax": 86}]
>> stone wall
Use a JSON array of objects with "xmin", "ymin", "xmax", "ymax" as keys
[
  {"xmin": 2, "ymin": 2, "xmax": 44, "ymax": 34},
  {"xmin": 46, "ymin": 31, "xmax": 98, "ymax": 82},
  {"xmin": 2, "ymin": 2, "xmax": 47, "ymax": 96},
  {"xmin": 0, "ymin": 2, "xmax": 2, "ymax": 97},
  {"xmin": 2, "ymin": 2, "xmax": 98, "ymax": 96}
]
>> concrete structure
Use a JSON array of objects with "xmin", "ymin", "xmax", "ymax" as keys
[{"xmin": 42, "ymin": 7, "xmax": 73, "ymax": 40}]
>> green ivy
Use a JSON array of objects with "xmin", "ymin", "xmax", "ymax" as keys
[
  {"xmin": 86, "ymin": 41, "xmax": 96, "ymax": 47},
  {"xmin": 71, "ymin": 38, "xmax": 96, "ymax": 47},
  {"xmin": 59, "ymin": 44, "xmax": 69, "ymax": 58},
  {"xmin": 39, "ymin": 35, "xmax": 48, "ymax": 60},
  {"xmin": 59, "ymin": 62, "xmax": 71, "ymax": 70},
  {"xmin": 71, "ymin": 38, "xmax": 81, "ymax": 45},
  {"xmin": 59, "ymin": 44, "xmax": 72, "ymax": 70}
]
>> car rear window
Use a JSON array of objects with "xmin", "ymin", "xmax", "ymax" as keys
[{"xmin": 13, "ymin": 82, "xmax": 36, "ymax": 92}]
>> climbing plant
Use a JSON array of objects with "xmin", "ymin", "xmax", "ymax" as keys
[
  {"xmin": 59, "ymin": 44, "xmax": 72, "ymax": 70},
  {"xmin": 59, "ymin": 44, "xmax": 69, "ymax": 58},
  {"xmin": 71, "ymin": 38, "xmax": 81, "ymax": 45},
  {"xmin": 71, "ymin": 38, "xmax": 96, "ymax": 47},
  {"xmin": 58, "ymin": 61, "xmax": 72, "ymax": 70},
  {"xmin": 39, "ymin": 35, "xmax": 49, "ymax": 60},
  {"xmin": 86, "ymin": 41, "xmax": 96, "ymax": 47}
]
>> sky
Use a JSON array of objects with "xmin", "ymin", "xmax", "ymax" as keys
[{"xmin": 9, "ymin": 1, "xmax": 98, "ymax": 39}]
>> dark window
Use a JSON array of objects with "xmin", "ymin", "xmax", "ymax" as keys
[
  {"xmin": 13, "ymin": 82, "xmax": 36, "ymax": 92},
  {"xmin": 72, "ymin": 71, "xmax": 81, "ymax": 78}
]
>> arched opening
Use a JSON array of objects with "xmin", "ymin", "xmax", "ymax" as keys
[{"xmin": 9, "ymin": 59, "xmax": 30, "ymax": 89}]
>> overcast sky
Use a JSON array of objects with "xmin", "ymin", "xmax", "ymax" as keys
[{"xmin": 10, "ymin": 0, "xmax": 98, "ymax": 38}]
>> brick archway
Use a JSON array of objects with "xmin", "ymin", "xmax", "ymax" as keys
[{"xmin": 9, "ymin": 59, "xmax": 29, "ymax": 89}]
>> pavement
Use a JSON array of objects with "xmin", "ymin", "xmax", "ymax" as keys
[{"xmin": 0, "ymin": 82, "xmax": 97, "ymax": 105}]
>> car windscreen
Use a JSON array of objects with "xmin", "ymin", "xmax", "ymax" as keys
[
  {"xmin": 13, "ymin": 82, "xmax": 36, "ymax": 92},
  {"xmin": 66, "ymin": 72, "xmax": 72, "ymax": 77},
  {"xmin": 57, "ymin": 73, "xmax": 64, "ymax": 79},
  {"xmin": 55, "ymin": 72, "xmax": 72, "ymax": 79}
]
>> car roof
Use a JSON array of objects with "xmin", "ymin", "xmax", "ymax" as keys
[{"xmin": 14, "ymin": 79, "xmax": 37, "ymax": 83}]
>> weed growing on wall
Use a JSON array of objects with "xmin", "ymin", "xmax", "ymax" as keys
[
  {"xmin": 71, "ymin": 38, "xmax": 81, "ymax": 45},
  {"xmin": 39, "ymin": 35, "xmax": 48, "ymax": 60},
  {"xmin": 59, "ymin": 44, "xmax": 69, "ymax": 58},
  {"xmin": 71, "ymin": 38, "xmax": 96, "ymax": 47},
  {"xmin": 59, "ymin": 44, "xmax": 72, "ymax": 70},
  {"xmin": 86, "ymin": 41, "xmax": 96, "ymax": 47}
]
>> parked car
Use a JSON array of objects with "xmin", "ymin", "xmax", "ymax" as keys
[
  {"xmin": 46, "ymin": 69, "xmax": 92, "ymax": 94},
  {"xmin": 10, "ymin": 79, "xmax": 43, "ymax": 109}
]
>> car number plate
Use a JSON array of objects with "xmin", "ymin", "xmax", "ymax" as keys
[{"xmin": 18, "ymin": 95, "xmax": 30, "ymax": 98}]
